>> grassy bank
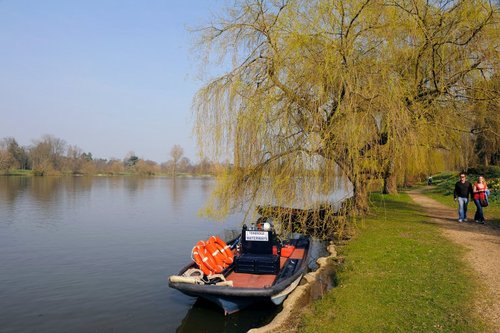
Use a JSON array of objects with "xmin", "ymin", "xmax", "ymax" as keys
[
  {"xmin": 299, "ymin": 193, "xmax": 485, "ymax": 333},
  {"xmin": 0, "ymin": 169, "xmax": 32, "ymax": 176}
]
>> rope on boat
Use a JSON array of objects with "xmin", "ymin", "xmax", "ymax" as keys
[{"xmin": 169, "ymin": 268, "xmax": 233, "ymax": 287}]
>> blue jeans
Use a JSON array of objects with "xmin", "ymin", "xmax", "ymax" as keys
[
  {"xmin": 457, "ymin": 197, "xmax": 469, "ymax": 220},
  {"xmin": 473, "ymin": 199, "xmax": 485, "ymax": 222}
]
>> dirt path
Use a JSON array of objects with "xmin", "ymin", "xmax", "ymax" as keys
[{"xmin": 407, "ymin": 188, "xmax": 500, "ymax": 332}]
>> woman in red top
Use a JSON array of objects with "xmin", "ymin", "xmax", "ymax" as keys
[{"xmin": 472, "ymin": 175, "xmax": 488, "ymax": 224}]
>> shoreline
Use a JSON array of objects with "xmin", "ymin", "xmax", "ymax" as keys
[{"xmin": 249, "ymin": 243, "xmax": 338, "ymax": 333}]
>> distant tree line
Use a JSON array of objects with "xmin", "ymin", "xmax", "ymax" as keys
[{"xmin": 0, "ymin": 135, "xmax": 222, "ymax": 176}]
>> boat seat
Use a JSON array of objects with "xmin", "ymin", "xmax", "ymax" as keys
[{"xmin": 234, "ymin": 253, "xmax": 280, "ymax": 274}]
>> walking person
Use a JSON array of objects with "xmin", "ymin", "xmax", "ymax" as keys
[
  {"xmin": 454, "ymin": 173, "xmax": 473, "ymax": 222},
  {"xmin": 473, "ymin": 175, "xmax": 488, "ymax": 224}
]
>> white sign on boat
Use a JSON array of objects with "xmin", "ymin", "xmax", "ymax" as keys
[{"xmin": 245, "ymin": 231, "xmax": 269, "ymax": 241}]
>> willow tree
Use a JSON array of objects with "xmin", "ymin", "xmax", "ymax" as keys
[
  {"xmin": 384, "ymin": 0, "xmax": 498, "ymax": 184},
  {"xmin": 471, "ymin": 73, "xmax": 499, "ymax": 167},
  {"xmin": 193, "ymin": 0, "xmax": 497, "ymax": 235}
]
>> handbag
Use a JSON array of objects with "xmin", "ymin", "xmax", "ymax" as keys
[{"xmin": 480, "ymin": 198, "xmax": 488, "ymax": 207}]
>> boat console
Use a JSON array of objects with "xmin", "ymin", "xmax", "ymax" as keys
[{"xmin": 234, "ymin": 222, "xmax": 280, "ymax": 274}]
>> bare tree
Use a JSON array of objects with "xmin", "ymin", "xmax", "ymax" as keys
[
  {"xmin": 170, "ymin": 145, "xmax": 184, "ymax": 177},
  {"xmin": 178, "ymin": 157, "xmax": 192, "ymax": 174},
  {"xmin": 29, "ymin": 135, "xmax": 67, "ymax": 175},
  {"xmin": 0, "ymin": 149, "xmax": 15, "ymax": 171},
  {"xmin": 135, "ymin": 159, "xmax": 160, "ymax": 176},
  {"xmin": 1, "ymin": 137, "xmax": 28, "ymax": 170},
  {"xmin": 64, "ymin": 145, "xmax": 84, "ymax": 174}
]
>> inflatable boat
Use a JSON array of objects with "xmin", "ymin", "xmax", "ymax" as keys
[{"xmin": 168, "ymin": 220, "xmax": 310, "ymax": 315}]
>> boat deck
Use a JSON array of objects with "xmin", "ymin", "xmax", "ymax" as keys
[
  {"xmin": 226, "ymin": 272, "xmax": 277, "ymax": 288},
  {"xmin": 225, "ymin": 248, "xmax": 305, "ymax": 288}
]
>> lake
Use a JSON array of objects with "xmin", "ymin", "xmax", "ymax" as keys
[{"xmin": 0, "ymin": 176, "xmax": 294, "ymax": 333}]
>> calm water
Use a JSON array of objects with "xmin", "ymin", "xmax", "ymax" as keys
[{"xmin": 0, "ymin": 176, "xmax": 284, "ymax": 333}]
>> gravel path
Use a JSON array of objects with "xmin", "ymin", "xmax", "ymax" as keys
[{"xmin": 407, "ymin": 188, "xmax": 500, "ymax": 332}]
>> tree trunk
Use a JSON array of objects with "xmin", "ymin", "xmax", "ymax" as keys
[
  {"xmin": 382, "ymin": 161, "xmax": 398, "ymax": 194},
  {"xmin": 403, "ymin": 171, "xmax": 411, "ymax": 188},
  {"xmin": 352, "ymin": 176, "xmax": 369, "ymax": 213},
  {"xmin": 383, "ymin": 173, "xmax": 398, "ymax": 194}
]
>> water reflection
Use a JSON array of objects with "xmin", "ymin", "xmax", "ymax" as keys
[
  {"xmin": 176, "ymin": 298, "xmax": 279, "ymax": 333},
  {"xmin": 0, "ymin": 176, "xmax": 29, "ymax": 204},
  {"xmin": 170, "ymin": 178, "xmax": 188, "ymax": 211},
  {"xmin": 0, "ymin": 176, "xmax": 96, "ymax": 207},
  {"xmin": 199, "ymin": 177, "xmax": 213, "ymax": 195},
  {"xmin": 124, "ymin": 176, "xmax": 146, "ymax": 197},
  {"xmin": 106, "ymin": 176, "xmax": 124, "ymax": 190},
  {"xmin": 29, "ymin": 176, "xmax": 64, "ymax": 204},
  {"xmin": 69, "ymin": 176, "xmax": 94, "ymax": 192}
]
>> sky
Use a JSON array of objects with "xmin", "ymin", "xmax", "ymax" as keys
[{"xmin": 0, "ymin": 0, "xmax": 226, "ymax": 163}]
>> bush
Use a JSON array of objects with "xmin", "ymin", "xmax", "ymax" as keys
[
  {"xmin": 487, "ymin": 178, "xmax": 500, "ymax": 203},
  {"xmin": 466, "ymin": 165, "xmax": 500, "ymax": 178},
  {"xmin": 32, "ymin": 168, "xmax": 45, "ymax": 176}
]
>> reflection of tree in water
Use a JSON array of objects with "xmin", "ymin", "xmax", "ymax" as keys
[
  {"xmin": 0, "ymin": 176, "xmax": 30, "ymax": 205},
  {"xmin": 199, "ymin": 177, "xmax": 213, "ymax": 196},
  {"xmin": 63, "ymin": 176, "xmax": 93, "ymax": 195},
  {"xmin": 59, "ymin": 177, "xmax": 94, "ymax": 212},
  {"xmin": 106, "ymin": 176, "xmax": 124, "ymax": 191},
  {"xmin": 170, "ymin": 178, "xmax": 189, "ymax": 209},
  {"xmin": 28, "ymin": 177, "xmax": 94, "ymax": 205},
  {"xmin": 124, "ymin": 177, "xmax": 146, "ymax": 198},
  {"xmin": 0, "ymin": 177, "xmax": 97, "ymax": 226},
  {"xmin": 125, "ymin": 177, "xmax": 140, "ymax": 193},
  {"xmin": 29, "ymin": 176, "xmax": 64, "ymax": 204}
]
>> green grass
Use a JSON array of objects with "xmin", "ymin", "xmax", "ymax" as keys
[
  {"xmin": 299, "ymin": 193, "xmax": 485, "ymax": 333},
  {"xmin": 0, "ymin": 169, "xmax": 33, "ymax": 176}
]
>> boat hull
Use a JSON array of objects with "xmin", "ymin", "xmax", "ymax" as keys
[
  {"xmin": 170, "ymin": 273, "xmax": 304, "ymax": 314},
  {"xmin": 195, "ymin": 293, "xmax": 268, "ymax": 315}
]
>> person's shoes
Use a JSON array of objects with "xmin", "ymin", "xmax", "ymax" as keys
[
  {"xmin": 458, "ymin": 219, "xmax": 463, "ymax": 222},
  {"xmin": 463, "ymin": 218, "xmax": 467, "ymax": 222},
  {"xmin": 475, "ymin": 220, "xmax": 480, "ymax": 223},
  {"xmin": 478, "ymin": 220, "xmax": 485, "ymax": 224}
]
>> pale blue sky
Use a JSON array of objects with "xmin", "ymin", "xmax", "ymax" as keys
[{"xmin": 0, "ymin": 0, "xmax": 225, "ymax": 162}]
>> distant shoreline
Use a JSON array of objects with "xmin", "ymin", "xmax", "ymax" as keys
[{"xmin": 0, "ymin": 170, "xmax": 215, "ymax": 178}]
